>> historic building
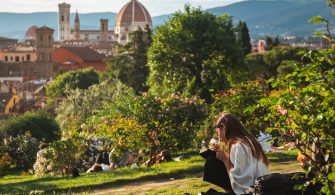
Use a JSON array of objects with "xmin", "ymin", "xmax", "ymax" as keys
[
  {"xmin": 57, "ymin": 0, "xmax": 152, "ymax": 44},
  {"xmin": 114, "ymin": 0, "xmax": 152, "ymax": 43}
]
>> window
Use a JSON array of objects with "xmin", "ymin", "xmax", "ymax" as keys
[
  {"xmin": 48, "ymin": 36, "xmax": 52, "ymax": 44},
  {"xmin": 5, "ymin": 56, "xmax": 8, "ymax": 62},
  {"xmin": 97, "ymin": 36, "xmax": 100, "ymax": 40},
  {"xmin": 10, "ymin": 56, "xmax": 13, "ymax": 61},
  {"xmin": 67, "ymin": 15, "xmax": 69, "ymax": 22},
  {"xmin": 61, "ymin": 15, "xmax": 64, "ymax": 21},
  {"xmin": 27, "ymin": 54, "xmax": 30, "ymax": 61},
  {"xmin": 15, "ymin": 56, "xmax": 19, "ymax": 62},
  {"xmin": 40, "ymin": 35, "xmax": 43, "ymax": 41},
  {"xmin": 21, "ymin": 56, "xmax": 24, "ymax": 61}
]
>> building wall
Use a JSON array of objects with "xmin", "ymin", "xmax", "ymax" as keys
[{"xmin": 0, "ymin": 50, "xmax": 37, "ymax": 63}]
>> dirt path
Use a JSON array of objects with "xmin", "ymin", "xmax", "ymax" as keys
[
  {"xmin": 93, "ymin": 173, "xmax": 203, "ymax": 195},
  {"xmin": 92, "ymin": 161, "xmax": 302, "ymax": 194}
]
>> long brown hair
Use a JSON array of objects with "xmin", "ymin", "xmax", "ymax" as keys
[{"xmin": 216, "ymin": 112, "xmax": 270, "ymax": 168}]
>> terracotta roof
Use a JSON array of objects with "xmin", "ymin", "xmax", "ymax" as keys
[
  {"xmin": 115, "ymin": 0, "xmax": 152, "ymax": 27},
  {"xmin": 62, "ymin": 47, "xmax": 106, "ymax": 61},
  {"xmin": 25, "ymin": 26, "xmax": 38, "ymax": 40},
  {"xmin": 0, "ymin": 61, "xmax": 40, "ymax": 77},
  {"xmin": 0, "ymin": 37, "xmax": 18, "ymax": 42}
]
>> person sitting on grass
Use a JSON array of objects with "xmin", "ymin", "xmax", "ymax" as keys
[
  {"xmin": 202, "ymin": 112, "xmax": 270, "ymax": 195},
  {"xmin": 86, "ymin": 153, "xmax": 110, "ymax": 173}
]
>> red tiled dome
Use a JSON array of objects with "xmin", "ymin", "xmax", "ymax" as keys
[
  {"xmin": 115, "ymin": 0, "xmax": 152, "ymax": 27},
  {"xmin": 25, "ymin": 25, "xmax": 38, "ymax": 40}
]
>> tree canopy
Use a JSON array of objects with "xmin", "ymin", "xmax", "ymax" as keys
[
  {"xmin": 46, "ymin": 68, "xmax": 99, "ymax": 97},
  {"xmin": 107, "ymin": 26, "xmax": 152, "ymax": 94},
  {"xmin": 147, "ymin": 5, "xmax": 243, "ymax": 102}
]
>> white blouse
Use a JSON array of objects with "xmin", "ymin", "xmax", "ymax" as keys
[{"xmin": 229, "ymin": 143, "xmax": 270, "ymax": 195}]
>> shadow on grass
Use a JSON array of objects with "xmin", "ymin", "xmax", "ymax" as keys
[
  {"xmin": 267, "ymin": 151, "xmax": 298, "ymax": 162},
  {"xmin": 58, "ymin": 165, "xmax": 204, "ymax": 193},
  {"xmin": 0, "ymin": 175, "xmax": 70, "ymax": 194},
  {"xmin": 0, "ymin": 165, "xmax": 204, "ymax": 194}
]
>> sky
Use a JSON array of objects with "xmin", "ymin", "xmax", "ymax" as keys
[{"xmin": 1, "ymin": 0, "xmax": 244, "ymax": 16}]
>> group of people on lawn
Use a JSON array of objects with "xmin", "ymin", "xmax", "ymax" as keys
[{"xmin": 33, "ymin": 111, "xmax": 297, "ymax": 194}]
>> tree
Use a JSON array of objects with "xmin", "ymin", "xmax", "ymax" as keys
[
  {"xmin": 237, "ymin": 21, "xmax": 252, "ymax": 54},
  {"xmin": 147, "ymin": 5, "xmax": 243, "ymax": 103},
  {"xmin": 107, "ymin": 25, "xmax": 152, "ymax": 94},
  {"xmin": 265, "ymin": 36, "xmax": 280, "ymax": 51},
  {"xmin": 56, "ymin": 79, "xmax": 131, "ymax": 138},
  {"xmin": 244, "ymin": 46, "xmax": 303, "ymax": 80},
  {"xmin": 46, "ymin": 68, "xmax": 99, "ymax": 97}
]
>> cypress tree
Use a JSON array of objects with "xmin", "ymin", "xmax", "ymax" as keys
[{"xmin": 237, "ymin": 21, "xmax": 252, "ymax": 54}]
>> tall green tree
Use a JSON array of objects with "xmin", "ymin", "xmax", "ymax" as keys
[
  {"xmin": 147, "ymin": 5, "xmax": 243, "ymax": 103},
  {"xmin": 237, "ymin": 21, "xmax": 252, "ymax": 54},
  {"xmin": 46, "ymin": 68, "xmax": 99, "ymax": 97},
  {"xmin": 107, "ymin": 25, "xmax": 152, "ymax": 94}
]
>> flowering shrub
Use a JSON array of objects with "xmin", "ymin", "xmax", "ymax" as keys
[
  {"xmin": 3, "ymin": 132, "xmax": 40, "ymax": 170},
  {"xmin": 262, "ymin": 49, "xmax": 335, "ymax": 194}
]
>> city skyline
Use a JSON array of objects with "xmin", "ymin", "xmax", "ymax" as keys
[{"xmin": 1, "ymin": 0, "xmax": 243, "ymax": 16}]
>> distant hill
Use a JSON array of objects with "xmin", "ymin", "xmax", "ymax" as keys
[
  {"xmin": 207, "ymin": 0, "xmax": 334, "ymax": 37},
  {"xmin": 0, "ymin": 0, "xmax": 333, "ymax": 40}
]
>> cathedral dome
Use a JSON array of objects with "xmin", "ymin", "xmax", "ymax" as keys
[
  {"xmin": 115, "ymin": 0, "xmax": 152, "ymax": 28},
  {"xmin": 25, "ymin": 25, "xmax": 38, "ymax": 40}
]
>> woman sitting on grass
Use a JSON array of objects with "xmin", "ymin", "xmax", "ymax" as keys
[{"xmin": 203, "ymin": 112, "xmax": 270, "ymax": 195}]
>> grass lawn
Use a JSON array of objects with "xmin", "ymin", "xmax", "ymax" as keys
[{"xmin": 0, "ymin": 150, "xmax": 302, "ymax": 194}]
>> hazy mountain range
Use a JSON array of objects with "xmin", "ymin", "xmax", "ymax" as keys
[{"xmin": 0, "ymin": 0, "xmax": 333, "ymax": 40}]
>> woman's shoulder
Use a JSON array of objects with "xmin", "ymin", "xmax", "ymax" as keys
[{"xmin": 231, "ymin": 142, "xmax": 252, "ymax": 154}]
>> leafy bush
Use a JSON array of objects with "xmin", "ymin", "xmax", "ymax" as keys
[
  {"xmin": 210, "ymin": 81, "xmax": 269, "ymax": 136},
  {"xmin": 0, "ymin": 111, "xmax": 60, "ymax": 142},
  {"xmin": 46, "ymin": 68, "xmax": 99, "ymax": 98},
  {"xmin": 89, "ymin": 92, "xmax": 206, "ymax": 166},
  {"xmin": 3, "ymin": 132, "xmax": 40, "ymax": 170},
  {"xmin": 56, "ymin": 79, "xmax": 131, "ymax": 138},
  {"xmin": 0, "ymin": 153, "xmax": 12, "ymax": 177},
  {"xmin": 45, "ymin": 138, "xmax": 86, "ymax": 176}
]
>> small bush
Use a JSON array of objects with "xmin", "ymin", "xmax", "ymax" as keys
[
  {"xmin": 0, "ymin": 111, "xmax": 60, "ymax": 142},
  {"xmin": 45, "ymin": 138, "xmax": 86, "ymax": 176},
  {"xmin": 0, "ymin": 153, "xmax": 12, "ymax": 177},
  {"xmin": 3, "ymin": 132, "xmax": 40, "ymax": 170}
]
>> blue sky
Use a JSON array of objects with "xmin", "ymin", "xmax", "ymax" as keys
[{"xmin": 1, "ymin": 0, "xmax": 244, "ymax": 16}]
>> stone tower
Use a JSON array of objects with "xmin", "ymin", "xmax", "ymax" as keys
[
  {"xmin": 58, "ymin": 3, "xmax": 71, "ymax": 41},
  {"xmin": 35, "ymin": 26, "xmax": 54, "ymax": 77},
  {"xmin": 100, "ymin": 19, "xmax": 109, "ymax": 43},
  {"xmin": 74, "ymin": 10, "xmax": 80, "ymax": 40}
]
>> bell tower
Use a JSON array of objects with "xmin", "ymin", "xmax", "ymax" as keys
[
  {"xmin": 35, "ymin": 26, "xmax": 54, "ymax": 77},
  {"xmin": 58, "ymin": 3, "xmax": 71, "ymax": 41},
  {"xmin": 100, "ymin": 19, "xmax": 108, "ymax": 43}
]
